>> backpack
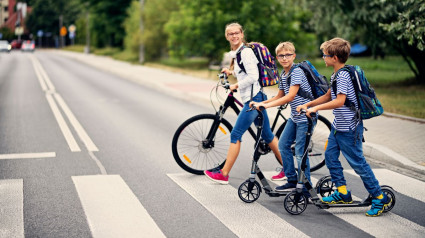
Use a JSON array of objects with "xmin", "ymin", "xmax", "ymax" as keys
[
  {"xmin": 287, "ymin": 60, "xmax": 329, "ymax": 100},
  {"xmin": 333, "ymin": 65, "xmax": 384, "ymax": 120},
  {"xmin": 236, "ymin": 42, "xmax": 279, "ymax": 87}
]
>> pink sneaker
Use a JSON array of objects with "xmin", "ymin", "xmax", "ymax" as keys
[
  {"xmin": 271, "ymin": 171, "xmax": 286, "ymax": 181},
  {"xmin": 204, "ymin": 169, "xmax": 229, "ymax": 184}
]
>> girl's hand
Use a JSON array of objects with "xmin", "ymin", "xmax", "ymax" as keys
[
  {"xmin": 221, "ymin": 68, "xmax": 232, "ymax": 76},
  {"xmin": 229, "ymin": 84, "xmax": 238, "ymax": 91}
]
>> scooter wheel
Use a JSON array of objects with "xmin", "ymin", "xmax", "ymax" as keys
[
  {"xmin": 238, "ymin": 180, "xmax": 261, "ymax": 203},
  {"xmin": 283, "ymin": 191, "xmax": 308, "ymax": 215},
  {"xmin": 316, "ymin": 175, "xmax": 336, "ymax": 197},
  {"xmin": 381, "ymin": 186, "xmax": 396, "ymax": 213}
]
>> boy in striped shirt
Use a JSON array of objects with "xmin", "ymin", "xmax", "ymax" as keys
[
  {"xmin": 297, "ymin": 38, "xmax": 391, "ymax": 217},
  {"xmin": 251, "ymin": 42, "xmax": 316, "ymax": 192}
]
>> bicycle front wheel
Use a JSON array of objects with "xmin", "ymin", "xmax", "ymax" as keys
[
  {"xmin": 275, "ymin": 115, "xmax": 331, "ymax": 172},
  {"xmin": 171, "ymin": 114, "xmax": 233, "ymax": 175}
]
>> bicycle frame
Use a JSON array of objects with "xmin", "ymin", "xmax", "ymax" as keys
[{"xmin": 203, "ymin": 90, "xmax": 288, "ymax": 149}]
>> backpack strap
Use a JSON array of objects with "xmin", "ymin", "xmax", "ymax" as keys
[
  {"xmin": 235, "ymin": 45, "xmax": 248, "ymax": 74},
  {"xmin": 332, "ymin": 66, "xmax": 357, "ymax": 112},
  {"xmin": 286, "ymin": 64, "xmax": 314, "ymax": 100}
]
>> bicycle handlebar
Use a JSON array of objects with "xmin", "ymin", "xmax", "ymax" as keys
[
  {"xmin": 299, "ymin": 109, "xmax": 317, "ymax": 118},
  {"xmin": 218, "ymin": 73, "xmax": 236, "ymax": 91}
]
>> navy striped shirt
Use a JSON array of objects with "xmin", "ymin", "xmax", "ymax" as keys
[
  {"xmin": 279, "ymin": 67, "xmax": 312, "ymax": 123},
  {"xmin": 330, "ymin": 71, "xmax": 358, "ymax": 131}
]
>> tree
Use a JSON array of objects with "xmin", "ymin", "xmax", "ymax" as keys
[
  {"xmin": 164, "ymin": 0, "xmax": 316, "ymax": 63},
  {"xmin": 85, "ymin": 0, "xmax": 132, "ymax": 48},
  {"xmin": 122, "ymin": 0, "xmax": 142, "ymax": 60},
  {"xmin": 308, "ymin": 0, "xmax": 425, "ymax": 83}
]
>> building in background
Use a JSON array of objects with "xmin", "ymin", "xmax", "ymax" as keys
[
  {"xmin": 0, "ymin": 0, "xmax": 31, "ymax": 36},
  {"xmin": 0, "ymin": 0, "xmax": 10, "ymax": 26}
]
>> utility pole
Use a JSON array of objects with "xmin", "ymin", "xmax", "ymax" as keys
[
  {"xmin": 84, "ymin": 3, "xmax": 90, "ymax": 54},
  {"xmin": 59, "ymin": 14, "xmax": 63, "ymax": 48},
  {"xmin": 139, "ymin": 0, "xmax": 145, "ymax": 64}
]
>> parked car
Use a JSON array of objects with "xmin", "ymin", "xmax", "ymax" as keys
[
  {"xmin": 21, "ymin": 40, "xmax": 35, "ymax": 52},
  {"xmin": 10, "ymin": 39, "xmax": 22, "ymax": 49},
  {"xmin": 0, "ymin": 40, "xmax": 11, "ymax": 53}
]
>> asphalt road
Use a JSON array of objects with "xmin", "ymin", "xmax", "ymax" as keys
[{"xmin": 0, "ymin": 51, "xmax": 424, "ymax": 238}]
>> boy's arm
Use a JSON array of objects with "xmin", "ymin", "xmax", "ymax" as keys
[
  {"xmin": 305, "ymin": 93, "xmax": 346, "ymax": 117},
  {"xmin": 297, "ymin": 89, "xmax": 332, "ymax": 112},
  {"xmin": 263, "ymin": 85, "xmax": 299, "ymax": 109},
  {"xmin": 250, "ymin": 89, "xmax": 285, "ymax": 108}
]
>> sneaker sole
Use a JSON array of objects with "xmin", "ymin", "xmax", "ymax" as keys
[
  {"xmin": 204, "ymin": 171, "xmax": 229, "ymax": 185},
  {"xmin": 271, "ymin": 177, "xmax": 287, "ymax": 181},
  {"xmin": 321, "ymin": 200, "xmax": 353, "ymax": 204}
]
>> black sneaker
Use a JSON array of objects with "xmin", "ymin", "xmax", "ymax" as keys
[{"xmin": 275, "ymin": 181, "xmax": 297, "ymax": 191}]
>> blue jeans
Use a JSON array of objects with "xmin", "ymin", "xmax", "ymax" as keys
[
  {"xmin": 230, "ymin": 91, "xmax": 274, "ymax": 144},
  {"xmin": 279, "ymin": 118, "xmax": 316, "ymax": 184},
  {"xmin": 325, "ymin": 122, "xmax": 382, "ymax": 197}
]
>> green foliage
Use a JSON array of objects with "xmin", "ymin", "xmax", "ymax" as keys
[
  {"xmin": 0, "ymin": 27, "xmax": 14, "ymax": 41},
  {"xmin": 380, "ymin": 0, "xmax": 425, "ymax": 51},
  {"xmin": 86, "ymin": 0, "xmax": 132, "ymax": 48},
  {"xmin": 141, "ymin": 0, "xmax": 178, "ymax": 61},
  {"xmin": 164, "ymin": 0, "xmax": 316, "ymax": 62},
  {"xmin": 26, "ymin": 0, "xmax": 82, "ymax": 37},
  {"xmin": 122, "ymin": 1, "xmax": 142, "ymax": 60}
]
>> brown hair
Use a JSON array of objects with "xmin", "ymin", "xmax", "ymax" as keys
[
  {"xmin": 320, "ymin": 38, "xmax": 351, "ymax": 63},
  {"xmin": 275, "ymin": 41, "xmax": 296, "ymax": 54}
]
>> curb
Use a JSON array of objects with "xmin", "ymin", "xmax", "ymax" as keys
[{"xmin": 383, "ymin": 112, "xmax": 425, "ymax": 124}]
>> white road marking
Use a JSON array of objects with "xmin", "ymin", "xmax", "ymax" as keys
[
  {"xmin": 54, "ymin": 94, "xmax": 98, "ymax": 151},
  {"xmin": 0, "ymin": 179, "xmax": 24, "ymax": 238},
  {"xmin": 0, "ymin": 152, "xmax": 56, "ymax": 160},
  {"xmin": 45, "ymin": 93, "xmax": 81, "ymax": 152},
  {"xmin": 168, "ymin": 173, "xmax": 308, "ymax": 238},
  {"xmin": 72, "ymin": 175, "xmax": 165, "ymax": 238},
  {"xmin": 345, "ymin": 168, "xmax": 425, "ymax": 202}
]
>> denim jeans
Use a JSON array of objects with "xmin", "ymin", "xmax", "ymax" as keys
[
  {"xmin": 278, "ymin": 118, "xmax": 316, "ymax": 184},
  {"xmin": 325, "ymin": 122, "xmax": 382, "ymax": 197},
  {"xmin": 230, "ymin": 91, "xmax": 274, "ymax": 144}
]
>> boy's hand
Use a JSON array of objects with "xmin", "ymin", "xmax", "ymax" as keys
[
  {"xmin": 253, "ymin": 102, "xmax": 266, "ymax": 111},
  {"xmin": 296, "ymin": 104, "xmax": 307, "ymax": 112},
  {"xmin": 305, "ymin": 107, "xmax": 318, "ymax": 118}
]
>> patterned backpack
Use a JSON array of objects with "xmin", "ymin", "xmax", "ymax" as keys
[{"xmin": 236, "ymin": 42, "xmax": 279, "ymax": 87}]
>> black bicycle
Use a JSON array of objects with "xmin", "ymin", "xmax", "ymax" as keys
[{"xmin": 171, "ymin": 73, "xmax": 332, "ymax": 175}]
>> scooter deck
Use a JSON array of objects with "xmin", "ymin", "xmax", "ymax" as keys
[{"xmin": 316, "ymin": 200, "xmax": 371, "ymax": 209}]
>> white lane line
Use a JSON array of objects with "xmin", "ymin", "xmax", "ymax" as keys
[
  {"xmin": 167, "ymin": 173, "xmax": 308, "ymax": 238},
  {"xmin": 30, "ymin": 55, "xmax": 55, "ymax": 91},
  {"xmin": 0, "ymin": 152, "xmax": 56, "ymax": 160},
  {"xmin": 345, "ymin": 168, "xmax": 425, "ymax": 202},
  {"xmin": 264, "ymin": 171, "xmax": 425, "ymax": 237},
  {"xmin": 45, "ymin": 93, "xmax": 81, "ymax": 152},
  {"xmin": 30, "ymin": 57, "xmax": 48, "ymax": 91},
  {"xmin": 0, "ymin": 179, "xmax": 24, "ymax": 238},
  {"xmin": 54, "ymin": 94, "xmax": 98, "ymax": 151},
  {"xmin": 72, "ymin": 175, "xmax": 165, "ymax": 238}
]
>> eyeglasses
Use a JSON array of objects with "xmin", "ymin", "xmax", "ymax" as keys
[
  {"xmin": 277, "ymin": 54, "xmax": 294, "ymax": 60},
  {"xmin": 227, "ymin": 31, "xmax": 241, "ymax": 37},
  {"xmin": 322, "ymin": 54, "xmax": 333, "ymax": 58}
]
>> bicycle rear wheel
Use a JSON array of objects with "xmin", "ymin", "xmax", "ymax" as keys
[
  {"xmin": 275, "ymin": 115, "xmax": 331, "ymax": 172},
  {"xmin": 171, "ymin": 114, "xmax": 232, "ymax": 175}
]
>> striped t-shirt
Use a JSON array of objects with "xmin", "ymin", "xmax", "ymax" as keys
[
  {"xmin": 330, "ymin": 70, "xmax": 359, "ymax": 131},
  {"xmin": 279, "ymin": 67, "xmax": 312, "ymax": 123}
]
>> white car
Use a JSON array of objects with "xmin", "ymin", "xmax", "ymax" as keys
[{"xmin": 0, "ymin": 40, "xmax": 11, "ymax": 53}]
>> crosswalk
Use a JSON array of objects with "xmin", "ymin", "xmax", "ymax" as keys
[{"xmin": 1, "ymin": 169, "xmax": 424, "ymax": 237}]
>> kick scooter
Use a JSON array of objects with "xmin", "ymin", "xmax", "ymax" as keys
[{"xmin": 282, "ymin": 112, "xmax": 396, "ymax": 215}]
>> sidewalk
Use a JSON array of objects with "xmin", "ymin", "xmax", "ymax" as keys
[{"xmin": 53, "ymin": 50, "xmax": 425, "ymax": 176}]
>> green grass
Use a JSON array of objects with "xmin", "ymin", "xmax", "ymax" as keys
[{"xmin": 61, "ymin": 45, "xmax": 425, "ymax": 119}]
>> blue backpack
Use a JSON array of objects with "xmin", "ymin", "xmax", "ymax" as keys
[
  {"xmin": 333, "ymin": 65, "xmax": 384, "ymax": 119},
  {"xmin": 287, "ymin": 60, "xmax": 329, "ymax": 100}
]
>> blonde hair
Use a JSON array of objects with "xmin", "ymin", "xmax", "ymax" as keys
[
  {"xmin": 320, "ymin": 38, "xmax": 351, "ymax": 63},
  {"xmin": 275, "ymin": 41, "xmax": 296, "ymax": 54}
]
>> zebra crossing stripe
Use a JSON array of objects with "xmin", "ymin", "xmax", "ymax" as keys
[
  {"xmin": 167, "ymin": 173, "xmax": 308, "ymax": 238},
  {"xmin": 345, "ymin": 168, "xmax": 425, "ymax": 202},
  {"xmin": 72, "ymin": 175, "xmax": 165, "ymax": 238},
  {"xmin": 0, "ymin": 179, "xmax": 24, "ymax": 238},
  {"xmin": 264, "ymin": 170, "xmax": 425, "ymax": 237}
]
